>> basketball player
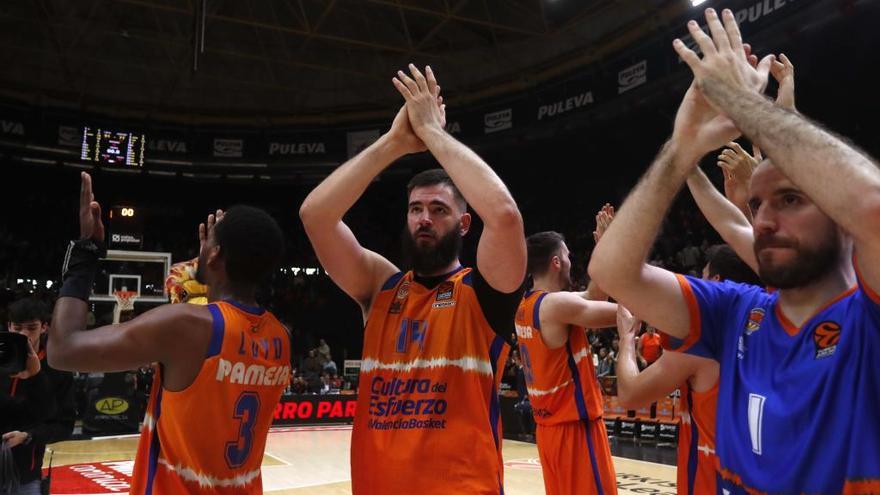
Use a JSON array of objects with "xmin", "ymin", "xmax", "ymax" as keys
[
  {"xmin": 300, "ymin": 64, "xmax": 526, "ymax": 494},
  {"xmin": 49, "ymin": 173, "xmax": 291, "ymax": 494},
  {"xmin": 515, "ymin": 230, "xmax": 618, "ymax": 495},
  {"xmin": 589, "ymin": 9, "xmax": 880, "ymax": 492},
  {"xmin": 615, "ymin": 244, "xmax": 759, "ymax": 495}
]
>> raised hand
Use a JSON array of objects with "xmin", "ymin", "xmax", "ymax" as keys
[
  {"xmin": 199, "ymin": 209, "xmax": 224, "ymax": 254},
  {"xmin": 717, "ymin": 141, "xmax": 759, "ymax": 216},
  {"xmin": 673, "ymin": 9, "xmax": 775, "ymax": 106},
  {"xmin": 392, "ymin": 64, "xmax": 447, "ymax": 139},
  {"xmin": 79, "ymin": 172, "xmax": 105, "ymax": 243},
  {"xmin": 593, "ymin": 203, "xmax": 615, "ymax": 244},
  {"xmin": 672, "ymin": 81, "xmax": 741, "ymax": 163},
  {"xmin": 770, "ymin": 53, "xmax": 796, "ymax": 111},
  {"xmin": 616, "ymin": 305, "xmax": 641, "ymax": 346},
  {"xmin": 387, "ymin": 104, "xmax": 428, "ymax": 155}
]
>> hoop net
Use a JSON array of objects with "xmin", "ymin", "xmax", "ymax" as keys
[{"xmin": 113, "ymin": 290, "xmax": 137, "ymax": 323}]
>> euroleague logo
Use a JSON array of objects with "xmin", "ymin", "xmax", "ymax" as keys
[
  {"xmin": 745, "ymin": 308, "xmax": 765, "ymax": 335},
  {"xmin": 813, "ymin": 320, "xmax": 842, "ymax": 359}
]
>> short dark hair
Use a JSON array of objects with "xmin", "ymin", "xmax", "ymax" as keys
[
  {"xmin": 526, "ymin": 231, "xmax": 566, "ymax": 278},
  {"xmin": 706, "ymin": 244, "xmax": 761, "ymax": 285},
  {"xmin": 214, "ymin": 205, "xmax": 285, "ymax": 288},
  {"xmin": 407, "ymin": 169, "xmax": 467, "ymax": 211},
  {"xmin": 8, "ymin": 298, "xmax": 49, "ymax": 324}
]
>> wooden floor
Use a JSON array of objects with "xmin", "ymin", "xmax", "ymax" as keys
[{"xmin": 44, "ymin": 425, "xmax": 675, "ymax": 494}]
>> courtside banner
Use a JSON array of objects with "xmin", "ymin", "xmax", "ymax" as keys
[{"xmin": 272, "ymin": 394, "xmax": 357, "ymax": 425}]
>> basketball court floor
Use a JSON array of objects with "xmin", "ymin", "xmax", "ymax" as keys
[{"xmin": 43, "ymin": 425, "xmax": 676, "ymax": 494}]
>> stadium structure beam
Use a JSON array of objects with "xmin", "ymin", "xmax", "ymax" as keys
[{"xmin": 109, "ymin": 0, "xmax": 445, "ymax": 59}]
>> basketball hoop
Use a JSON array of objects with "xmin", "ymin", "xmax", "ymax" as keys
[{"xmin": 113, "ymin": 290, "xmax": 138, "ymax": 323}]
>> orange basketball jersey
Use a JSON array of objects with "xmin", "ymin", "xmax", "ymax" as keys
[
  {"xmin": 641, "ymin": 332, "xmax": 662, "ymax": 363},
  {"xmin": 350, "ymin": 268, "xmax": 510, "ymax": 495},
  {"xmin": 514, "ymin": 290, "xmax": 603, "ymax": 425},
  {"xmin": 677, "ymin": 380, "xmax": 719, "ymax": 495},
  {"xmin": 130, "ymin": 301, "xmax": 291, "ymax": 494}
]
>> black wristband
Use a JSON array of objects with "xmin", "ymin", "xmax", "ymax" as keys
[{"xmin": 59, "ymin": 239, "xmax": 106, "ymax": 301}]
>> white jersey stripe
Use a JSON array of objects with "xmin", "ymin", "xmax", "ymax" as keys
[
  {"xmin": 158, "ymin": 458, "xmax": 261, "ymax": 489},
  {"xmin": 527, "ymin": 380, "xmax": 572, "ymax": 397},
  {"xmin": 360, "ymin": 356, "xmax": 494, "ymax": 376}
]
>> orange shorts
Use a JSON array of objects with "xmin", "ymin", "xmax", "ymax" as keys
[{"xmin": 536, "ymin": 419, "xmax": 617, "ymax": 495}]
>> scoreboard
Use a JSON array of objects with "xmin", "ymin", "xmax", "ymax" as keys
[{"xmin": 81, "ymin": 127, "xmax": 145, "ymax": 167}]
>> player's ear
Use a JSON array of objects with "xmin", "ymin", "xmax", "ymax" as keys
[
  {"xmin": 459, "ymin": 212, "xmax": 472, "ymax": 235},
  {"xmin": 207, "ymin": 245, "xmax": 223, "ymax": 270}
]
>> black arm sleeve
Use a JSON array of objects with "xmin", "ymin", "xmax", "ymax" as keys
[
  {"xmin": 28, "ymin": 367, "xmax": 75, "ymax": 446},
  {"xmin": 471, "ymin": 269, "xmax": 525, "ymax": 346}
]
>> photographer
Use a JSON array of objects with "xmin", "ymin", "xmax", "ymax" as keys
[{"xmin": 1, "ymin": 298, "xmax": 75, "ymax": 495}]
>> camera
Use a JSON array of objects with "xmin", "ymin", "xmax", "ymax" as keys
[{"xmin": 0, "ymin": 332, "xmax": 29, "ymax": 375}]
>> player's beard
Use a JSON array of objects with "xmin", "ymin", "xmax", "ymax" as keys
[
  {"xmin": 755, "ymin": 230, "xmax": 841, "ymax": 289},
  {"xmin": 402, "ymin": 223, "xmax": 462, "ymax": 276}
]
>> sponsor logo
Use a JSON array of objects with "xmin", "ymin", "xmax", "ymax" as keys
[
  {"xmin": 445, "ymin": 121, "xmax": 461, "ymax": 134},
  {"xmin": 813, "ymin": 320, "xmax": 841, "ymax": 359},
  {"xmin": 58, "ymin": 125, "xmax": 81, "ymax": 147},
  {"xmin": 367, "ymin": 376, "xmax": 449, "ymax": 430},
  {"xmin": 737, "ymin": 335, "xmax": 746, "ymax": 360},
  {"xmin": 215, "ymin": 359, "xmax": 291, "ymax": 386},
  {"xmin": 745, "ymin": 307, "xmax": 765, "ymax": 335},
  {"xmin": 389, "ymin": 300, "xmax": 403, "ymax": 314},
  {"xmin": 268, "ymin": 142, "xmax": 326, "ymax": 155},
  {"xmin": 537, "ymin": 91, "xmax": 594, "ymax": 120},
  {"xmin": 618, "ymin": 60, "xmax": 647, "ymax": 94},
  {"xmin": 346, "ymin": 129, "xmax": 380, "ymax": 158},
  {"xmin": 49, "ymin": 461, "xmax": 133, "ymax": 494},
  {"xmin": 273, "ymin": 398, "xmax": 357, "ymax": 421},
  {"xmin": 435, "ymin": 281, "xmax": 454, "ymax": 301},
  {"xmin": 95, "ymin": 397, "xmax": 129, "ymax": 415},
  {"xmin": 431, "ymin": 300, "xmax": 456, "ymax": 309},
  {"xmin": 147, "ymin": 139, "xmax": 188, "ymax": 153},
  {"xmin": 111, "ymin": 234, "xmax": 142, "ymax": 245},
  {"xmin": 515, "ymin": 323, "xmax": 533, "ymax": 340},
  {"xmin": 1, "ymin": 120, "xmax": 24, "ymax": 136},
  {"xmin": 484, "ymin": 108, "xmax": 512, "ymax": 134},
  {"xmin": 213, "ymin": 138, "xmax": 243, "ymax": 157}
]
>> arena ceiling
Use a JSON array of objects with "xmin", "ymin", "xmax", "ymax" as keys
[{"xmin": 0, "ymin": 0, "xmax": 687, "ymax": 125}]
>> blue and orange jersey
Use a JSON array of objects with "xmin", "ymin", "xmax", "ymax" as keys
[
  {"xmin": 514, "ymin": 290, "xmax": 603, "ymax": 425},
  {"xmin": 351, "ymin": 268, "xmax": 511, "ymax": 495},
  {"xmin": 665, "ymin": 273, "xmax": 880, "ymax": 494},
  {"xmin": 676, "ymin": 380, "xmax": 718, "ymax": 495},
  {"xmin": 130, "ymin": 300, "xmax": 291, "ymax": 494}
]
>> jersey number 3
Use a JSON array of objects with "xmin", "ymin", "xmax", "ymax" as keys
[{"xmin": 226, "ymin": 392, "xmax": 261, "ymax": 469}]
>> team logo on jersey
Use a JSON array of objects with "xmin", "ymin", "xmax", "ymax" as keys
[
  {"xmin": 390, "ymin": 281, "xmax": 410, "ymax": 314},
  {"xmin": 745, "ymin": 308, "xmax": 765, "ymax": 335},
  {"xmin": 813, "ymin": 320, "xmax": 841, "ymax": 359},
  {"xmin": 396, "ymin": 281, "xmax": 410, "ymax": 300},
  {"xmin": 435, "ymin": 281, "xmax": 454, "ymax": 301}
]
